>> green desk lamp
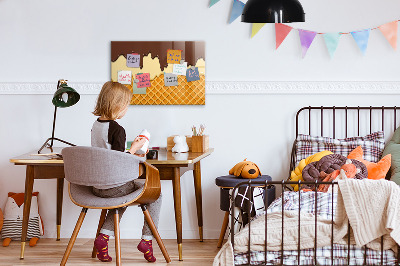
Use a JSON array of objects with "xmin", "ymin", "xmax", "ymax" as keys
[{"xmin": 38, "ymin": 79, "xmax": 80, "ymax": 154}]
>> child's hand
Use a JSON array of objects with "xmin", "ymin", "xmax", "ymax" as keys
[{"xmin": 129, "ymin": 137, "xmax": 147, "ymax": 155}]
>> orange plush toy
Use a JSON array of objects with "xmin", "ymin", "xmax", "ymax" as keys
[
  {"xmin": 1, "ymin": 192, "xmax": 44, "ymax": 247},
  {"xmin": 229, "ymin": 159, "xmax": 261, "ymax": 179},
  {"xmin": 347, "ymin": 146, "xmax": 391, "ymax": 180}
]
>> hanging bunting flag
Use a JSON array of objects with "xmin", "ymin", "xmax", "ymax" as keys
[
  {"xmin": 323, "ymin": 33, "xmax": 341, "ymax": 58},
  {"xmin": 229, "ymin": 0, "xmax": 245, "ymax": 24},
  {"xmin": 351, "ymin": 29, "xmax": 370, "ymax": 55},
  {"xmin": 209, "ymin": 0, "xmax": 220, "ymax": 7},
  {"xmin": 298, "ymin": 29, "xmax": 317, "ymax": 58},
  {"xmin": 378, "ymin": 21, "xmax": 398, "ymax": 50},
  {"xmin": 275, "ymin": 23, "xmax": 293, "ymax": 49},
  {"xmin": 207, "ymin": 5, "xmax": 400, "ymax": 57},
  {"xmin": 251, "ymin": 23, "xmax": 266, "ymax": 38}
]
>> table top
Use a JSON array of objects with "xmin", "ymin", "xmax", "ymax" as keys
[
  {"xmin": 146, "ymin": 148, "xmax": 213, "ymax": 165},
  {"xmin": 10, "ymin": 147, "xmax": 214, "ymax": 166}
]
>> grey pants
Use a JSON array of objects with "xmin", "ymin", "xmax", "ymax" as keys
[{"xmin": 92, "ymin": 180, "xmax": 162, "ymax": 240}]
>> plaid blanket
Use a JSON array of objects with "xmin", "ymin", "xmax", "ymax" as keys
[
  {"xmin": 235, "ymin": 244, "xmax": 397, "ymax": 265},
  {"xmin": 234, "ymin": 191, "xmax": 397, "ymax": 265},
  {"xmin": 266, "ymin": 190, "xmax": 336, "ymax": 220}
]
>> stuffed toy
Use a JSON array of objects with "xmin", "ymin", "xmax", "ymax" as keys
[
  {"xmin": 172, "ymin": 135, "xmax": 189, "ymax": 153},
  {"xmin": 317, "ymin": 160, "xmax": 360, "ymax": 193},
  {"xmin": 348, "ymin": 146, "xmax": 391, "ymax": 180},
  {"xmin": 301, "ymin": 154, "xmax": 368, "ymax": 191},
  {"xmin": 289, "ymin": 150, "xmax": 333, "ymax": 191},
  {"xmin": 229, "ymin": 159, "xmax": 261, "ymax": 179},
  {"xmin": 382, "ymin": 126, "xmax": 400, "ymax": 184},
  {"xmin": 1, "ymin": 192, "xmax": 44, "ymax": 247},
  {"xmin": 0, "ymin": 208, "xmax": 3, "ymax": 232}
]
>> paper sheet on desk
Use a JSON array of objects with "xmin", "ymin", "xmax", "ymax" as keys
[{"xmin": 31, "ymin": 153, "xmax": 63, "ymax": 159}]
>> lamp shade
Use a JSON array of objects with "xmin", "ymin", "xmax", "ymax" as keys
[
  {"xmin": 52, "ymin": 84, "xmax": 80, "ymax": 108},
  {"xmin": 241, "ymin": 0, "xmax": 305, "ymax": 23}
]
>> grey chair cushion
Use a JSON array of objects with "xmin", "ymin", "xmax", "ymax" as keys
[
  {"xmin": 69, "ymin": 180, "xmax": 145, "ymax": 208},
  {"xmin": 62, "ymin": 146, "xmax": 145, "ymax": 188}
]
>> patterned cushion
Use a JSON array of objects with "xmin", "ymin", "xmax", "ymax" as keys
[{"xmin": 295, "ymin": 131, "xmax": 385, "ymax": 166}]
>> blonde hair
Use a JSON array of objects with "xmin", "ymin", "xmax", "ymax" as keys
[{"xmin": 93, "ymin": 81, "xmax": 133, "ymax": 120}]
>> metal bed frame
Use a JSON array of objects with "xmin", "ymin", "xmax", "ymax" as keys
[{"xmin": 230, "ymin": 106, "xmax": 400, "ymax": 266}]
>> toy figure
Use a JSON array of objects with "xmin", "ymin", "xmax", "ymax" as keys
[
  {"xmin": 1, "ymin": 192, "xmax": 43, "ymax": 247},
  {"xmin": 172, "ymin": 135, "xmax": 189, "ymax": 153},
  {"xmin": 229, "ymin": 159, "xmax": 261, "ymax": 179}
]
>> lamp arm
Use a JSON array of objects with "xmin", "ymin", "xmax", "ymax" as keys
[
  {"xmin": 50, "ymin": 80, "xmax": 61, "ymax": 148},
  {"xmin": 50, "ymin": 105, "xmax": 57, "ymax": 148},
  {"xmin": 38, "ymin": 104, "xmax": 76, "ymax": 154},
  {"xmin": 38, "ymin": 137, "xmax": 76, "ymax": 154}
]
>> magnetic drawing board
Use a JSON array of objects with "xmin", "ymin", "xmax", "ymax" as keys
[{"xmin": 111, "ymin": 41, "xmax": 205, "ymax": 105}]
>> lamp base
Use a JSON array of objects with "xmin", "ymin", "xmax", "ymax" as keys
[{"xmin": 38, "ymin": 137, "xmax": 76, "ymax": 154}]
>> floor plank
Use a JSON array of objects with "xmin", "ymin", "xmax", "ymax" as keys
[{"xmin": 0, "ymin": 239, "xmax": 221, "ymax": 265}]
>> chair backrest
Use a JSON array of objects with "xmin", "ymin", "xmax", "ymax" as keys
[{"xmin": 62, "ymin": 146, "xmax": 145, "ymax": 187}]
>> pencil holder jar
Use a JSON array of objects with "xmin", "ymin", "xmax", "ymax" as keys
[{"xmin": 191, "ymin": 135, "xmax": 209, "ymax": 152}]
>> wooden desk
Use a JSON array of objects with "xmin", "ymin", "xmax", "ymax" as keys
[
  {"xmin": 10, "ymin": 147, "xmax": 213, "ymax": 261},
  {"xmin": 9, "ymin": 148, "xmax": 64, "ymax": 259},
  {"xmin": 146, "ymin": 148, "xmax": 213, "ymax": 260}
]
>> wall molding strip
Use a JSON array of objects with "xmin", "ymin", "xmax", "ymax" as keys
[{"xmin": 0, "ymin": 81, "xmax": 399, "ymax": 95}]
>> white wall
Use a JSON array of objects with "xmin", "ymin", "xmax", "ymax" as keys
[{"xmin": 1, "ymin": 0, "xmax": 400, "ymax": 240}]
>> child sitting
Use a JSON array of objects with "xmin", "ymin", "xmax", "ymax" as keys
[{"xmin": 91, "ymin": 81, "xmax": 161, "ymax": 263}]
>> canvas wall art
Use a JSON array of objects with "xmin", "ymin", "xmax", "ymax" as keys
[{"xmin": 111, "ymin": 41, "xmax": 205, "ymax": 105}]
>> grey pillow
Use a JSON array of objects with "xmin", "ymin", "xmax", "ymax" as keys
[{"xmin": 382, "ymin": 126, "xmax": 400, "ymax": 184}]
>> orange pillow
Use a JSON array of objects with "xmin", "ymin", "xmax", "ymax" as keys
[{"xmin": 347, "ymin": 146, "xmax": 391, "ymax": 180}]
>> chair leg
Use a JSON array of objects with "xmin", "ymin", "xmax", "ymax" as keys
[
  {"xmin": 217, "ymin": 211, "xmax": 230, "ymax": 248},
  {"xmin": 141, "ymin": 205, "xmax": 171, "ymax": 263},
  {"xmin": 114, "ymin": 209, "xmax": 121, "ymax": 266},
  {"xmin": 60, "ymin": 208, "xmax": 88, "ymax": 266},
  {"xmin": 91, "ymin": 209, "xmax": 108, "ymax": 258}
]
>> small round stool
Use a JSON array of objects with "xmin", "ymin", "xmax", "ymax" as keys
[{"xmin": 215, "ymin": 175, "xmax": 275, "ymax": 248}]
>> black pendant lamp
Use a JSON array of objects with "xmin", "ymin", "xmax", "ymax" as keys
[{"xmin": 242, "ymin": 0, "xmax": 305, "ymax": 23}]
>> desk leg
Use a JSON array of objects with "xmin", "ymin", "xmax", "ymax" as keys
[
  {"xmin": 172, "ymin": 167, "xmax": 183, "ymax": 261},
  {"xmin": 20, "ymin": 165, "xmax": 35, "ymax": 259},
  {"xmin": 193, "ymin": 161, "xmax": 203, "ymax": 242},
  {"xmin": 56, "ymin": 178, "xmax": 64, "ymax": 241}
]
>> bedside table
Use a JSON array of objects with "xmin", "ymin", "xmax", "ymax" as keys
[{"xmin": 215, "ymin": 175, "xmax": 275, "ymax": 248}]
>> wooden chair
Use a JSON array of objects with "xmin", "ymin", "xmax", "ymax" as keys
[{"xmin": 60, "ymin": 146, "xmax": 171, "ymax": 265}]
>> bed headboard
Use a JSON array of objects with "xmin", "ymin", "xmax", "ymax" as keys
[
  {"xmin": 295, "ymin": 106, "xmax": 400, "ymax": 138},
  {"xmin": 290, "ymin": 106, "xmax": 400, "ymax": 179}
]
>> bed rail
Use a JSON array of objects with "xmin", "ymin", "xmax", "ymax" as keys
[
  {"xmin": 295, "ymin": 106, "xmax": 399, "ymax": 138},
  {"xmin": 230, "ymin": 180, "xmax": 400, "ymax": 266}
]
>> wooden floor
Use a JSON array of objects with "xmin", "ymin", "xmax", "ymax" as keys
[{"xmin": 0, "ymin": 239, "xmax": 221, "ymax": 265}]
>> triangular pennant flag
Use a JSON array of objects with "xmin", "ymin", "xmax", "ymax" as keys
[
  {"xmin": 251, "ymin": 23, "xmax": 266, "ymax": 38},
  {"xmin": 229, "ymin": 0, "xmax": 245, "ymax": 24},
  {"xmin": 209, "ymin": 0, "xmax": 220, "ymax": 7},
  {"xmin": 378, "ymin": 21, "xmax": 398, "ymax": 50},
  {"xmin": 275, "ymin": 23, "xmax": 293, "ymax": 49},
  {"xmin": 351, "ymin": 29, "xmax": 370, "ymax": 55},
  {"xmin": 323, "ymin": 33, "xmax": 341, "ymax": 58},
  {"xmin": 298, "ymin": 29, "xmax": 317, "ymax": 58}
]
